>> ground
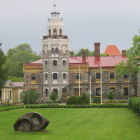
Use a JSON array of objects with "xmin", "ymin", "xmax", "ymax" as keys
[{"xmin": 0, "ymin": 108, "xmax": 140, "ymax": 140}]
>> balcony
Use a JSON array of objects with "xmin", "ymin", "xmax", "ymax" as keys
[{"xmin": 43, "ymin": 35, "xmax": 68, "ymax": 39}]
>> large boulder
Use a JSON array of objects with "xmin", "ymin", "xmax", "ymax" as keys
[{"xmin": 14, "ymin": 112, "xmax": 49, "ymax": 132}]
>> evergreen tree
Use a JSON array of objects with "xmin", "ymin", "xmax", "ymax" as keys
[{"xmin": 0, "ymin": 42, "xmax": 9, "ymax": 90}]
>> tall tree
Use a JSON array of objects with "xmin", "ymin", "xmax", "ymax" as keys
[
  {"xmin": 115, "ymin": 29, "xmax": 140, "ymax": 78},
  {"xmin": 70, "ymin": 48, "xmax": 95, "ymax": 56},
  {"xmin": 70, "ymin": 48, "xmax": 106, "ymax": 56},
  {"xmin": 6, "ymin": 43, "xmax": 42, "ymax": 77},
  {"xmin": 0, "ymin": 42, "xmax": 9, "ymax": 89}
]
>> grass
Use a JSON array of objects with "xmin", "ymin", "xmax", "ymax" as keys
[{"xmin": 0, "ymin": 108, "xmax": 140, "ymax": 140}]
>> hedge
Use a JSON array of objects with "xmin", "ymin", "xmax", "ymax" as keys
[
  {"xmin": 0, "ymin": 106, "xmax": 24, "ymax": 111},
  {"xmin": 129, "ymin": 97, "xmax": 140, "ymax": 114},
  {"xmin": 25, "ymin": 104, "xmax": 127, "ymax": 108}
]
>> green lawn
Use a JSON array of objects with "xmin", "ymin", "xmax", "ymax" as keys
[{"xmin": 0, "ymin": 108, "xmax": 140, "ymax": 140}]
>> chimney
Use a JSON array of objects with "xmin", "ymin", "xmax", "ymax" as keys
[
  {"xmin": 70, "ymin": 52, "xmax": 73, "ymax": 57},
  {"xmin": 122, "ymin": 50, "xmax": 126, "ymax": 57},
  {"xmin": 82, "ymin": 51, "xmax": 86, "ymax": 63},
  {"xmin": 94, "ymin": 42, "xmax": 100, "ymax": 57}
]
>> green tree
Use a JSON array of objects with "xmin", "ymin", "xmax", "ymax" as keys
[
  {"xmin": 115, "ymin": 30, "xmax": 140, "ymax": 78},
  {"xmin": 0, "ymin": 42, "xmax": 9, "ymax": 90},
  {"xmin": 8, "ymin": 76, "xmax": 24, "ymax": 82},
  {"xmin": 77, "ymin": 92, "xmax": 90, "ymax": 104},
  {"xmin": 75, "ymin": 48, "xmax": 94, "ymax": 56},
  {"xmin": 49, "ymin": 91, "xmax": 58, "ymax": 102},
  {"xmin": 70, "ymin": 48, "xmax": 106, "ymax": 56},
  {"xmin": 6, "ymin": 43, "xmax": 42, "ymax": 77},
  {"xmin": 22, "ymin": 89, "xmax": 40, "ymax": 104},
  {"xmin": 107, "ymin": 90, "xmax": 115, "ymax": 100}
]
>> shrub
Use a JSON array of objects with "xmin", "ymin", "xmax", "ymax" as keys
[
  {"xmin": 107, "ymin": 90, "xmax": 115, "ymax": 100},
  {"xmin": 93, "ymin": 97, "xmax": 101, "ymax": 104},
  {"xmin": 77, "ymin": 92, "xmax": 90, "ymax": 104},
  {"xmin": 129, "ymin": 97, "xmax": 140, "ymax": 114},
  {"xmin": 118, "ymin": 100, "xmax": 127, "ymax": 103},
  {"xmin": 66, "ymin": 96, "xmax": 77, "ymax": 105},
  {"xmin": 49, "ymin": 91, "xmax": 58, "ymax": 102},
  {"xmin": 107, "ymin": 100, "xmax": 116, "ymax": 103},
  {"xmin": 22, "ymin": 89, "xmax": 40, "ymax": 104}
]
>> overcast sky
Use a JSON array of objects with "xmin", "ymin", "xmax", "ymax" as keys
[{"xmin": 0, "ymin": 0, "xmax": 140, "ymax": 54}]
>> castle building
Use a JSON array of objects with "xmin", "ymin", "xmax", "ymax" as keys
[{"xmin": 23, "ymin": 8, "xmax": 137, "ymax": 103}]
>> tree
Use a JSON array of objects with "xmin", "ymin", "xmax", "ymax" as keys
[
  {"xmin": 0, "ymin": 42, "xmax": 9, "ymax": 90},
  {"xmin": 70, "ymin": 48, "xmax": 94, "ymax": 56},
  {"xmin": 107, "ymin": 90, "xmax": 115, "ymax": 100},
  {"xmin": 49, "ymin": 91, "xmax": 58, "ymax": 102},
  {"xmin": 22, "ymin": 89, "xmax": 40, "ymax": 104},
  {"xmin": 5, "ymin": 43, "xmax": 42, "ymax": 77},
  {"xmin": 77, "ymin": 92, "xmax": 90, "ymax": 104},
  {"xmin": 8, "ymin": 76, "xmax": 24, "ymax": 82},
  {"xmin": 70, "ymin": 48, "xmax": 107, "ymax": 56},
  {"xmin": 115, "ymin": 29, "xmax": 140, "ymax": 78}
]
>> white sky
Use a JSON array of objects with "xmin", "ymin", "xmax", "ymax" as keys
[{"xmin": 0, "ymin": 0, "xmax": 140, "ymax": 54}]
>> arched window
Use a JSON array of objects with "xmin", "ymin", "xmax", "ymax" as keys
[
  {"xmin": 53, "ymin": 29, "xmax": 57, "ymax": 35},
  {"xmin": 51, "ymin": 48, "xmax": 54, "ymax": 53},
  {"xmin": 63, "ymin": 46, "xmax": 66, "ymax": 53},
  {"xmin": 60, "ymin": 29, "xmax": 62, "ymax": 35},
  {"xmin": 63, "ymin": 60, "xmax": 66, "ymax": 66},
  {"xmin": 45, "ymin": 60, "xmax": 47, "ymax": 66},
  {"xmin": 49, "ymin": 29, "xmax": 51, "ymax": 36},
  {"xmin": 45, "ymin": 73, "xmax": 47, "ymax": 80},
  {"xmin": 55, "ymin": 48, "xmax": 58, "ymax": 53},
  {"xmin": 63, "ymin": 73, "xmax": 66, "ymax": 80}
]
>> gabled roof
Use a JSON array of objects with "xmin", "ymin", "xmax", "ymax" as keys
[
  {"xmin": 3, "ymin": 80, "xmax": 14, "ymax": 87},
  {"xmin": 104, "ymin": 45, "xmax": 122, "ymax": 56},
  {"xmin": 12, "ymin": 82, "xmax": 25, "ymax": 87}
]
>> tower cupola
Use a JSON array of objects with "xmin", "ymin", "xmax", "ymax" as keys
[{"xmin": 47, "ymin": 4, "xmax": 64, "ymax": 36}]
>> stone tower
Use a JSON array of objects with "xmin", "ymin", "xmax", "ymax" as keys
[{"xmin": 41, "ymin": 7, "xmax": 70, "ymax": 102}]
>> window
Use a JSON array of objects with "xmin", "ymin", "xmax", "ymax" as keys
[
  {"xmin": 53, "ymin": 73, "xmax": 57, "ymax": 79},
  {"xmin": 45, "ymin": 60, "xmax": 47, "ymax": 66},
  {"xmin": 53, "ymin": 29, "xmax": 57, "ymax": 35},
  {"xmin": 20, "ymin": 92, "xmax": 23, "ymax": 100},
  {"xmin": 63, "ymin": 60, "xmax": 66, "ymax": 66},
  {"xmin": 53, "ymin": 89, "xmax": 58, "ymax": 96},
  {"xmin": 110, "ymin": 88, "xmax": 115, "ymax": 92},
  {"xmin": 51, "ymin": 48, "xmax": 54, "ymax": 53},
  {"xmin": 10, "ymin": 90, "xmax": 12, "ymax": 99},
  {"xmin": 124, "ymin": 74, "xmax": 128, "ymax": 79},
  {"xmin": 53, "ymin": 60, "xmax": 57, "ymax": 66},
  {"xmin": 45, "ymin": 89, "xmax": 48, "ymax": 97},
  {"xmin": 124, "ymin": 88, "xmax": 128, "ymax": 96},
  {"xmin": 45, "ymin": 73, "xmax": 47, "ymax": 80},
  {"xmin": 0, "ymin": 90, "xmax": 2, "ymax": 100},
  {"xmin": 60, "ymin": 29, "xmax": 62, "ymax": 35},
  {"xmin": 55, "ymin": 48, "xmax": 58, "ymax": 53},
  {"xmin": 63, "ymin": 73, "xmax": 66, "ymax": 80},
  {"xmin": 31, "ymin": 74, "xmax": 36, "ymax": 80},
  {"xmin": 76, "ymin": 73, "xmax": 81, "ymax": 80},
  {"xmin": 49, "ymin": 29, "xmax": 51, "ymax": 35},
  {"xmin": 110, "ymin": 72, "xmax": 114, "ymax": 79},
  {"xmin": 96, "ymin": 73, "xmax": 100, "ymax": 79},
  {"xmin": 96, "ymin": 88, "xmax": 101, "ymax": 96}
]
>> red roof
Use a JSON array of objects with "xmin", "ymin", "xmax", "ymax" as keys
[
  {"xmin": 26, "ymin": 56, "xmax": 127, "ymax": 68},
  {"xmin": 69, "ymin": 56, "xmax": 127, "ymax": 68},
  {"xmin": 12, "ymin": 82, "xmax": 25, "ymax": 87},
  {"xmin": 104, "ymin": 45, "xmax": 122, "ymax": 56},
  {"xmin": 26, "ymin": 59, "xmax": 43, "ymax": 66}
]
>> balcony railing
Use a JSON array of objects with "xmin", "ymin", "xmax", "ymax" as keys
[{"xmin": 43, "ymin": 35, "xmax": 68, "ymax": 39}]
